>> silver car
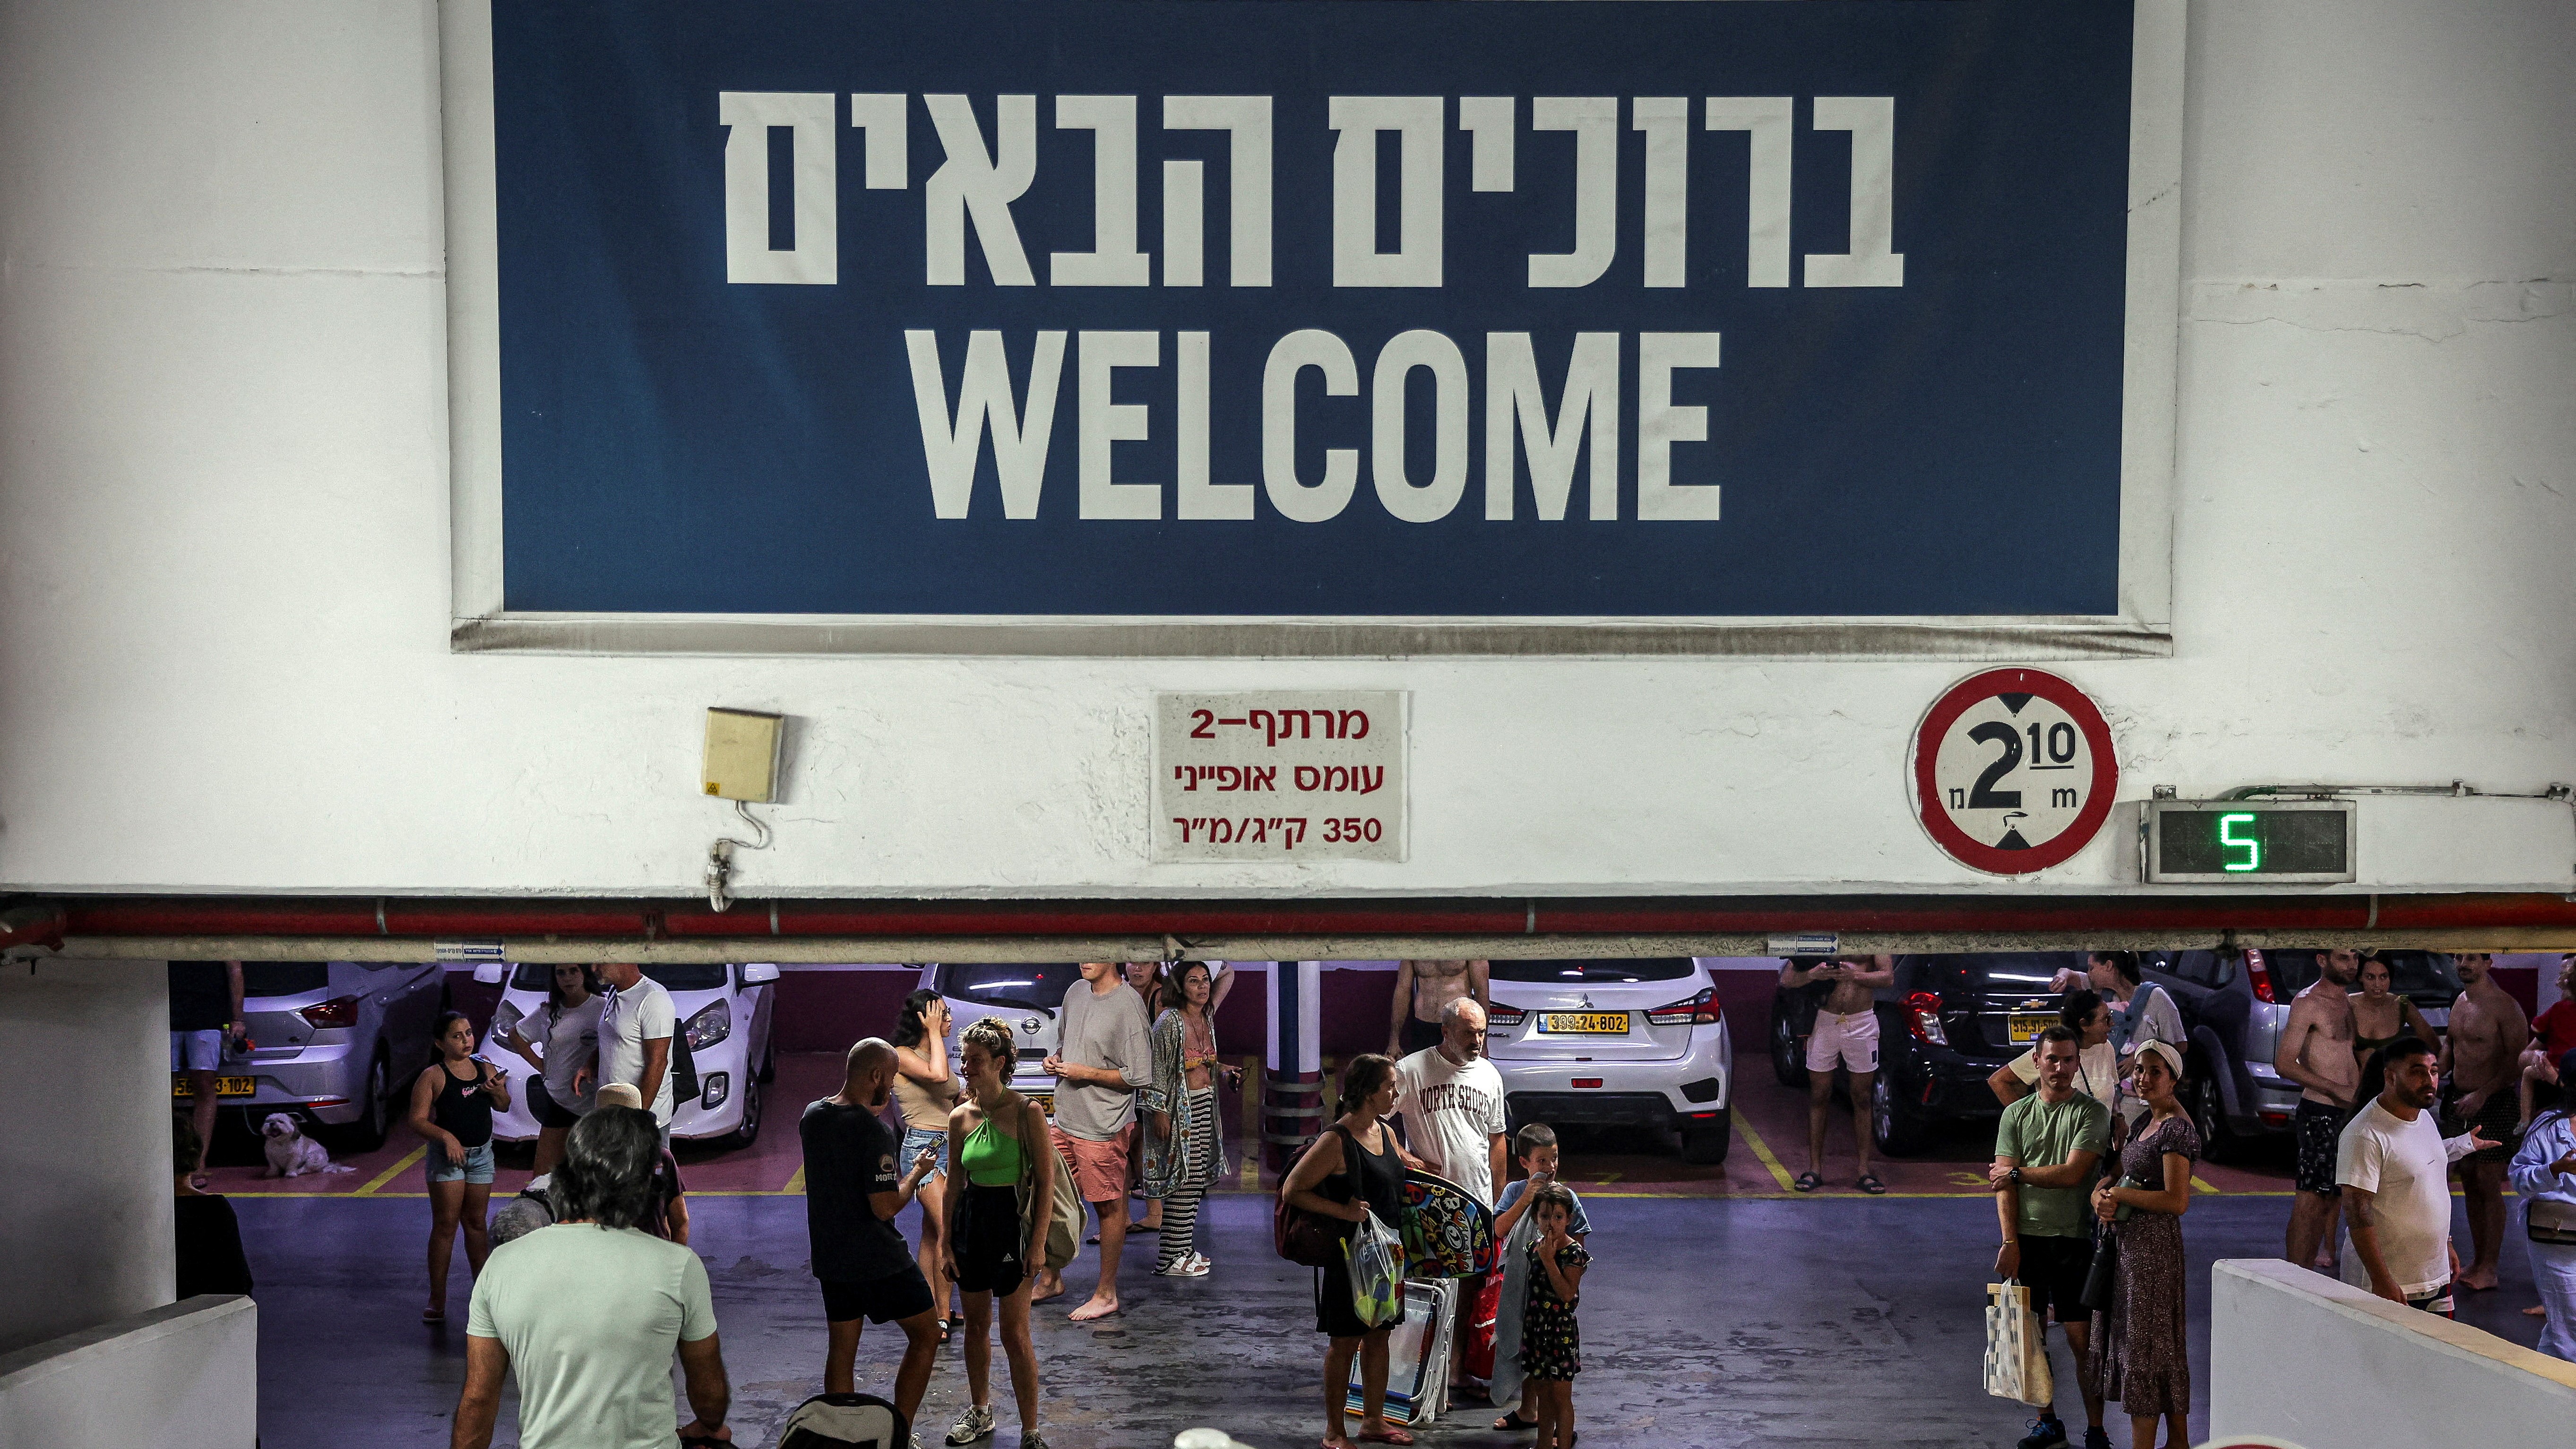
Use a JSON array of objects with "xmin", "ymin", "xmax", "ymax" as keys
[
  {"xmin": 203, "ymin": 959, "xmax": 450, "ymax": 1147},
  {"xmin": 1486, "ymin": 956, "xmax": 1734, "ymax": 1163}
]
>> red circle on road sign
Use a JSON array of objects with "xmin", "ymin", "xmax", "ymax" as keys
[{"xmin": 1911, "ymin": 667, "xmax": 2118, "ymax": 875}]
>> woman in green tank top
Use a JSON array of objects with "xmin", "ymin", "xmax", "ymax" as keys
[{"xmin": 940, "ymin": 1018, "xmax": 1053, "ymax": 1449}]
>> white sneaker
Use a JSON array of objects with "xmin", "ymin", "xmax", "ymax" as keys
[
  {"xmin": 1021, "ymin": 1434, "xmax": 1049, "ymax": 1449},
  {"xmin": 1155, "ymin": 1256, "xmax": 1211, "ymax": 1278},
  {"xmin": 947, "ymin": 1404, "xmax": 996, "ymax": 1446}
]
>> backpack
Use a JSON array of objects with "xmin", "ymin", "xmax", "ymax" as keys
[{"xmin": 772, "ymin": 1392, "xmax": 906, "ymax": 1449}]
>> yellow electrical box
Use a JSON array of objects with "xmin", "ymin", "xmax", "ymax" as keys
[{"xmin": 702, "ymin": 708, "xmax": 785, "ymax": 802}]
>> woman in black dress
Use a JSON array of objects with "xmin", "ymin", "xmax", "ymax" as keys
[{"xmin": 1284, "ymin": 1052, "xmax": 1413, "ymax": 1449}]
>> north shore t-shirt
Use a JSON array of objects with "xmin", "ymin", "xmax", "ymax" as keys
[
  {"xmin": 2338, "ymin": 1099, "xmax": 2467, "ymax": 1297},
  {"xmin": 1393, "ymin": 1047, "xmax": 1509, "ymax": 1206},
  {"xmin": 799, "ymin": 1098, "xmax": 914, "ymax": 1284},
  {"xmin": 466, "ymin": 1224, "xmax": 716, "ymax": 1449},
  {"xmin": 598, "ymin": 977, "xmax": 677, "ymax": 1127},
  {"xmin": 1993, "ymin": 1089, "xmax": 2112, "ymax": 1240}
]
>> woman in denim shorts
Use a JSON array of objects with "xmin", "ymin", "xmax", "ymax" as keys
[
  {"xmin": 409, "ymin": 1009, "xmax": 510, "ymax": 1325},
  {"xmin": 893, "ymin": 989, "xmax": 965, "ymax": 1338}
]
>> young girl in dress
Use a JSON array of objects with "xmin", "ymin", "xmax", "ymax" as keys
[{"xmin": 1521, "ymin": 1183, "xmax": 1590, "ymax": 1449}]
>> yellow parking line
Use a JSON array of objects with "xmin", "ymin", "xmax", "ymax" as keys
[
  {"xmin": 2192, "ymin": 1176, "xmax": 2220, "ymax": 1194},
  {"xmin": 355, "ymin": 1146, "xmax": 424, "ymax": 1196},
  {"xmin": 782, "ymin": 1164, "xmax": 807, "ymax": 1195},
  {"xmin": 1732, "ymin": 1107, "xmax": 1796, "ymax": 1190}
]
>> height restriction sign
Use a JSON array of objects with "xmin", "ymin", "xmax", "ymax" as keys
[{"xmin": 1910, "ymin": 668, "xmax": 2118, "ymax": 875}]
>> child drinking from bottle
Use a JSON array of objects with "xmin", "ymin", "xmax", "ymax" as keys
[{"xmin": 1522, "ymin": 1183, "xmax": 1589, "ymax": 1449}]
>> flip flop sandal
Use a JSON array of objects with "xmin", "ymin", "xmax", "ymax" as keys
[
  {"xmin": 1355, "ymin": 1428, "xmax": 1415, "ymax": 1445},
  {"xmin": 1856, "ymin": 1175, "xmax": 1887, "ymax": 1195},
  {"xmin": 421, "ymin": 1307, "xmax": 447, "ymax": 1324},
  {"xmin": 1792, "ymin": 1173, "xmax": 1824, "ymax": 1192},
  {"xmin": 1492, "ymin": 1412, "xmax": 1541, "ymax": 1431}
]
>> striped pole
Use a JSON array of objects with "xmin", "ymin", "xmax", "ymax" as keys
[{"xmin": 1263, "ymin": 959, "xmax": 1324, "ymax": 1180}]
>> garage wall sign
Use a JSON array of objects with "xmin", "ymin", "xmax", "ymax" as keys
[
  {"xmin": 1910, "ymin": 668, "xmax": 2117, "ymax": 875},
  {"xmin": 1154, "ymin": 692, "xmax": 1406, "ymax": 862},
  {"xmin": 442, "ymin": 0, "xmax": 2186, "ymax": 656}
]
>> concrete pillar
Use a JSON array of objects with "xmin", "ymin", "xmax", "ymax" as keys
[
  {"xmin": 0, "ymin": 959, "xmax": 175, "ymax": 1353},
  {"xmin": 1262, "ymin": 959, "xmax": 1323, "ymax": 1176}
]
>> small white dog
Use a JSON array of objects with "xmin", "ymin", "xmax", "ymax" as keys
[{"xmin": 260, "ymin": 1113, "xmax": 354, "ymax": 1177}]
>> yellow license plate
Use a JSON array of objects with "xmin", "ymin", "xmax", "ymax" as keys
[
  {"xmin": 1031, "ymin": 1093, "xmax": 1054, "ymax": 1116},
  {"xmin": 2007, "ymin": 1013, "xmax": 2056, "ymax": 1044},
  {"xmin": 1540, "ymin": 1012, "xmax": 1630, "ymax": 1035},
  {"xmin": 173, "ymin": 1074, "xmax": 255, "ymax": 1098}
]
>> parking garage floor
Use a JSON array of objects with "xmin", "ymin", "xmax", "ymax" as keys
[{"xmin": 214, "ymin": 1054, "xmax": 2552, "ymax": 1447}]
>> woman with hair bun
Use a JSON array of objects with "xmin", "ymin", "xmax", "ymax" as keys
[
  {"xmin": 1283, "ymin": 1052, "xmax": 1414, "ymax": 1449},
  {"xmin": 894, "ymin": 987, "xmax": 965, "ymax": 1338}
]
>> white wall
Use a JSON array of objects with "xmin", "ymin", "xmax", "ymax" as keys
[
  {"xmin": 2211, "ymin": 1258, "xmax": 2576, "ymax": 1445},
  {"xmin": 0, "ymin": 959, "xmax": 174, "ymax": 1353},
  {"xmin": 0, "ymin": 0, "xmax": 2570, "ymax": 899},
  {"xmin": 0, "ymin": 1296, "xmax": 258, "ymax": 1449}
]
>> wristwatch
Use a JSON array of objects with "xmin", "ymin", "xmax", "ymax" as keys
[{"xmin": 2008, "ymin": 1167, "xmax": 2024, "ymax": 1185}]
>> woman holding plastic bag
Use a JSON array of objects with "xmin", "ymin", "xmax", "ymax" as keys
[{"xmin": 1284, "ymin": 1052, "xmax": 1418, "ymax": 1449}]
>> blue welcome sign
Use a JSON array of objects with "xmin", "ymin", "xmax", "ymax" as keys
[{"xmin": 444, "ymin": 0, "xmax": 2181, "ymax": 655}]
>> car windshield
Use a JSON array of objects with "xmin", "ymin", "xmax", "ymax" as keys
[
  {"xmin": 936, "ymin": 962, "xmax": 1086, "ymax": 1010},
  {"xmin": 507, "ymin": 963, "xmax": 731, "ymax": 992},
  {"xmin": 241, "ymin": 962, "xmax": 331, "ymax": 998},
  {"xmin": 2266, "ymin": 950, "xmax": 2463, "ymax": 1000},
  {"xmin": 1490, "ymin": 957, "xmax": 1696, "ymax": 983}
]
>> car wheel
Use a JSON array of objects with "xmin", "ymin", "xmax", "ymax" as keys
[
  {"xmin": 725, "ymin": 1073, "xmax": 765, "ymax": 1150},
  {"xmin": 1871, "ymin": 1070, "xmax": 1932, "ymax": 1157},
  {"xmin": 331, "ymin": 1046, "xmax": 393, "ymax": 1152},
  {"xmin": 1770, "ymin": 1001, "xmax": 1809, "ymax": 1088},
  {"xmin": 1679, "ymin": 1113, "xmax": 1732, "ymax": 1164},
  {"xmin": 2194, "ymin": 1075, "xmax": 2242, "ymax": 1164}
]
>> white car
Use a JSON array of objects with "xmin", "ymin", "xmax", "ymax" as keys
[
  {"xmin": 915, "ymin": 961, "xmax": 1079, "ymax": 1117},
  {"xmin": 1485, "ymin": 956, "xmax": 1733, "ymax": 1163},
  {"xmin": 475, "ymin": 961, "xmax": 781, "ymax": 1147}
]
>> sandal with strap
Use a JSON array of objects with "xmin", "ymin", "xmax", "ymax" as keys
[
  {"xmin": 1855, "ymin": 1174, "xmax": 1887, "ymax": 1195},
  {"xmin": 1355, "ymin": 1427, "xmax": 1415, "ymax": 1446},
  {"xmin": 1792, "ymin": 1172, "xmax": 1824, "ymax": 1192},
  {"xmin": 1492, "ymin": 1412, "xmax": 1541, "ymax": 1432}
]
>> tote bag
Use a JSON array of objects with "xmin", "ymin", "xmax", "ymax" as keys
[{"xmin": 1982, "ymin": 1279, "xmax": 2054, "ymax": 1406}]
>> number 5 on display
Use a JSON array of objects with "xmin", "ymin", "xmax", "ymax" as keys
[{"xmin": 2218, "ymin": 812, "xmax": 2260, "ymax": 873}]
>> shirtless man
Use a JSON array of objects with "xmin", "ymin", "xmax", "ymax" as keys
[
  {"xmin": 1781, "ymin": 955, "xmax": 1896, "ymax": 1194},
  {"xmin": 2275, "ymin": 947, "xmax": 2363, "ymax": 1271},
  {"xmin": 2441, "ymin": 951, "xmax": 2529, "ymax": 1292},
  {"xmin": 1388, "ymin": 959, "xmax": 1490, "ymax": 1059}
]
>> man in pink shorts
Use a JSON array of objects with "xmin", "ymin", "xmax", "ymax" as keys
[{"xmin": 1041, "ymin": 960, "xmax": 1154, "ymax": 1320}]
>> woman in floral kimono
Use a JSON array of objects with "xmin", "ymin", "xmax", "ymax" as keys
[{"xmin": 1141, "ymin": 960, "xmax": 1240, "ymax": 1276}]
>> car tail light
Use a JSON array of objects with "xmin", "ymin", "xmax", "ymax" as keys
[
  {"xmin": 1571, "ymin": 1078, "xmax": 1602, "ymax": 1089},
  {"xmin": 1904, "ymin": 992, "xmax": 1947, "ymax": 1045},
  {"xmin": 298, "ymin": 996, "xmax": 360, "ymax": 1029},
  {"xmin": 1486, "ymin": 1003, "xmax": 1526, "ymax": 1028},
  {"xmin": 1646, "ymin": 986, "xmax": 1723, "ymax": 1026},
  {"xmin": 2245, "ymin": 950, "xmax": 2276, "ymax": 1004}
]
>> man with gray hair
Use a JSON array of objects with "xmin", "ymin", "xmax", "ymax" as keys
[{"xmin": 452, "ymin": 1105, "xmax": 731, "ymax": 1448}]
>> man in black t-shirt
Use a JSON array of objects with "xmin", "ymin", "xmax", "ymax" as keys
[
  {"xmin": 802, "ymin": 1036, "xmax": 942, "ymax": 1430},
  {"xmin": 169, "ymin": 960, "xmax": 244, "ymax": 1180}
]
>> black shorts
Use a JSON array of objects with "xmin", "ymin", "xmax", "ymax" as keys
[
  {"xmin": 1402, "ymin": 1015, "xmax": 1443, "ymax": 1057},
  {"xmin": 2294, "ymin": 1099, "xmax": 2350, "ymax": 1196},
  {"xmin": 820, "ymin": 1266, "xmax": 934, "ymax": 1326},
  {"xmin": 2016, "ymin": 1234, "xmax": 2094, "ymax": 1323},
  {"xmin": 2442, "ymin": 1084, "xmax": 2522, "ymax": 1164},
  {"xmin": 956, "ymin": 1184, "xmax": 1026, "ymax": 1298},
  {"xmin": 526, "ymin": 1077, "xmax": 582, "ymax": 1131}
]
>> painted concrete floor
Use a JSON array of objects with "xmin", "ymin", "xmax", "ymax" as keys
[{"xmin": 235, "ymin": 1188, "xmax": 2544, "ymax": 1449}]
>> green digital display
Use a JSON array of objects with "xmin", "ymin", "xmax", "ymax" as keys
[{"xmin": 2152, "ymin": 805, "xmax": 2352, "ymax": 880}]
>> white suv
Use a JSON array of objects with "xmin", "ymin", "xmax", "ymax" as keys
[
  {"xmin": 1485, "ymin": 956, "xmax": 1732, "ymax": 1163},
  {"xmin": 477, "ymin": 961, "xmax": 780, "ymax": 1147}
]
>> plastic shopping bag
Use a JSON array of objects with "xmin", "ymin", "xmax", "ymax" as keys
[
  {"xmin": 1982, "ymin": 1279, "xmax": 2053, "ymax": 1406},
  {"xmin": 1347, "ymin": 1208, "xmax": 1406, "ymax": 1328}
]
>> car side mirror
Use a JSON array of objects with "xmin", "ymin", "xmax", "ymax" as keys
[
  {"xmin": 741, "ymin": 963, "xmax": 781, "ymax": 985},
  {"xmin": 471, "ymin": 964, "xmax": 505, "ymax": 985}
]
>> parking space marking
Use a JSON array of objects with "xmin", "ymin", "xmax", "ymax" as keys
[
  {"xmin": 2193, "ymin": 1176, "xmax": 2219, "ymax": 1194},
  {"xmin": 356, "ymin": 1146, "xmax": 424, "ymax": 1196},
  {"xmin": 1732, "ymin": 1107, "xmax": 1796, "ymax": 1190},
  {"xmin": 782, "ymin": 1164, "xmax": 806, "ymax": 1195}
]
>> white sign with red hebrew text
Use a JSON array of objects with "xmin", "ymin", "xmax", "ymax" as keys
[{"xmin": 1154, "ymin": 692, "xmax": 1407, "ymax": 862}]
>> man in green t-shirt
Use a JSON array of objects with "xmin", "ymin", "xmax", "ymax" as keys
[{"xmin": 1988, "ymin": 1026, "xmax": 2112, "ymax": 1449}]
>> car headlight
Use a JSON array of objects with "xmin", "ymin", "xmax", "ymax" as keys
[
  {"xmin": 699, "ymin": 1072, "xmax": 729, "ymax": 1110},
  {"xmin": 491, "ymin": 1000, "xmax": 523, "ymax": 1041},
  {"xmin": 685, "ymin": 1000, "xmax": 732, "ymax": 1050}
]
